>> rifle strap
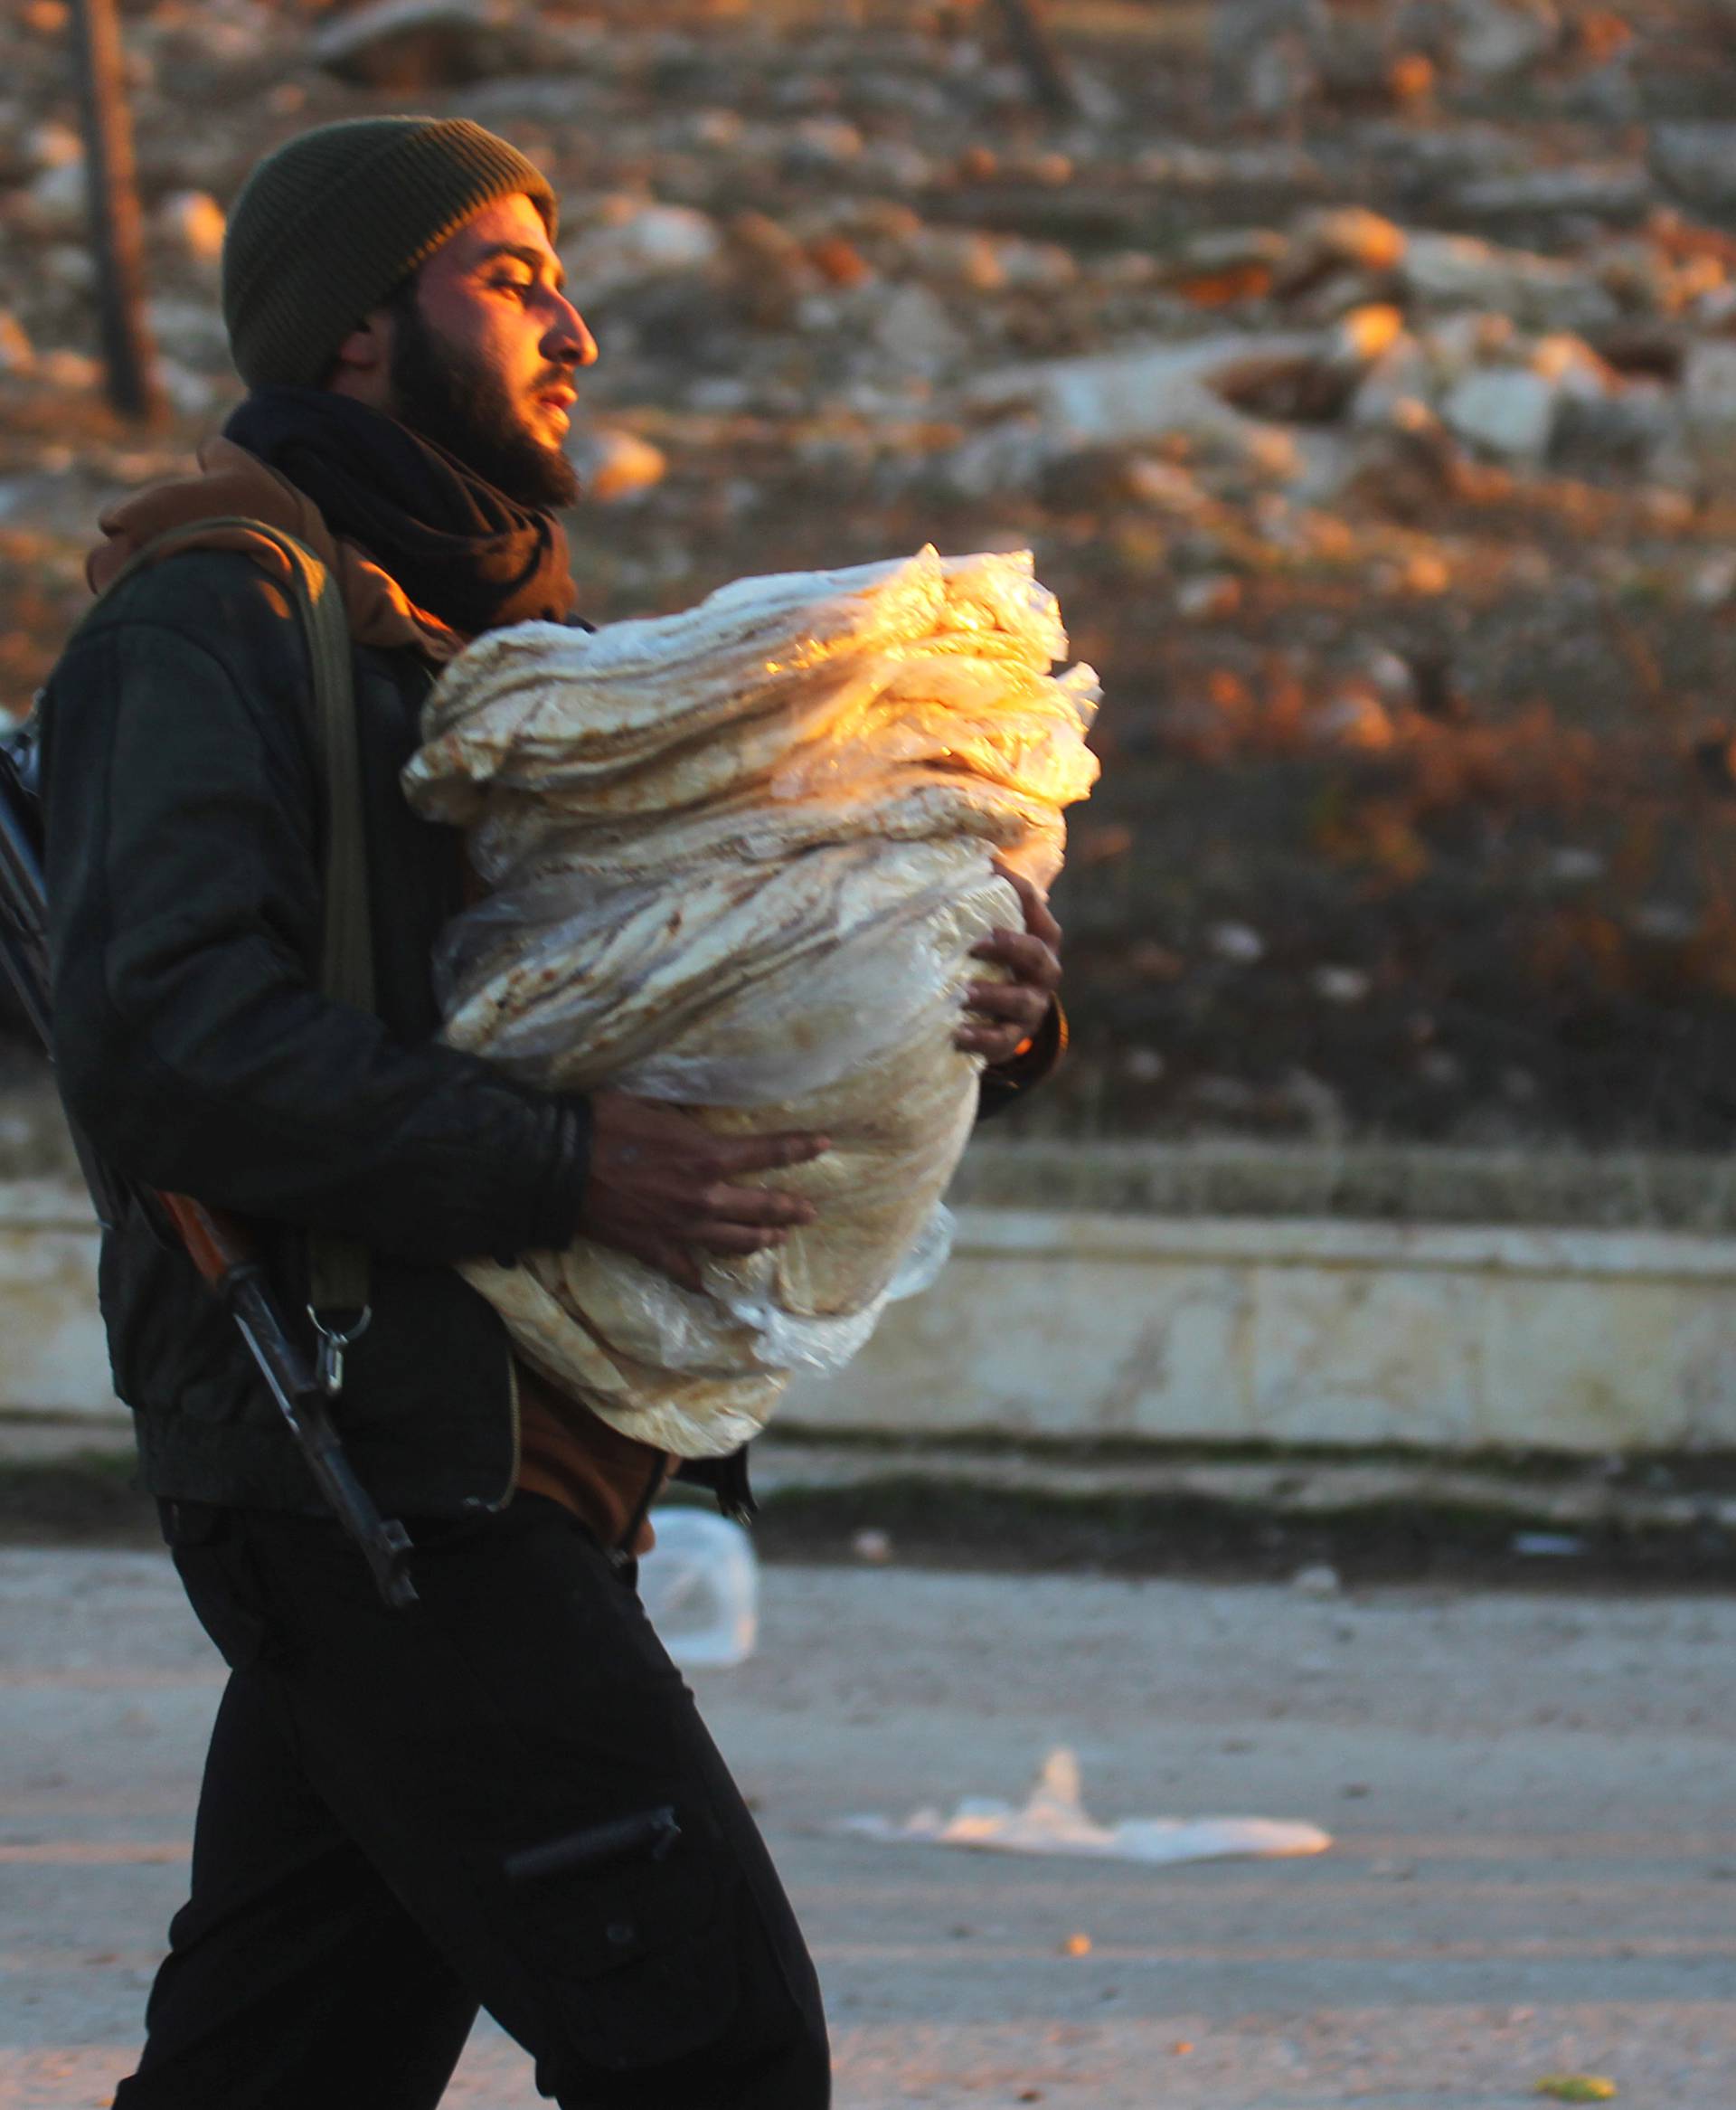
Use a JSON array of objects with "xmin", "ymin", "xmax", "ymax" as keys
[{"xmin": 91, "ymin": 518, "xmax": 373, "ymax": 1327}]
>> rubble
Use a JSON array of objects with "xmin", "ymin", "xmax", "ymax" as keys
[
  {"xmin": 1679, "ymin": 339, "xmax": 1736, "ymax": 480},
  {"xmin": 1450, "ymin": 164, "xmax": 1652, "ymax": 220},
  {"xmin": 569, "ymin": 424, "xmax": 666, "ymax": 504},
  {"xmin": 1399, "ymin": 232, "xmax": 1619, "ymax": 334},
  {"xmin": 0, "ymin": 312, "xmax": 33, "ymax": 378},
  {"xmin": 871, "ymin": 282, "xmax": 967, "ymax": 383},
  {"xmin": 1210, "ymin": 0, "xmax": 1571, "ymax": 113},
  {"xmin": 25, "ymin": 156, "xmax": 85, "ymax": 236},
  {"xmin": 966, "ymin": 336, "xmax": 1329, "ymax": 468},
  {"xmin": 559, "ymin": 202, "xmax": 722, "ymax": 297},
  {"xmin": 1649, "ymin": 124, "xmax": 1736, "ymax": 215},
  {"xmin": 1442, "ymin": 0, "xmax": 1561, "ymax": 78},
  {"xmin": 153, "ymin": 191, "xmax": 224, "ymax": 268},
  {"xmin": 309, "ymin": 0, "xmax": 536, "ymax": 91},
  {"xmin": 1441, "ymin": 366, "xmax": 1558, "ymax": 459},
  {"xmin": 24, "ymin": 120, "xmax": 81, "ymax": 174},
  {"xmin": 1313, "ymin": 966, "xmax": 1373, "ymax": 1004}
]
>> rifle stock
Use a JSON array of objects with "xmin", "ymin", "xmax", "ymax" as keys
[{"xmin": 0, "ymin": 725, "xmax": 416, "ymax": 1609}]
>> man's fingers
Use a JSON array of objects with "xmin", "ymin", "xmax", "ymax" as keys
[
  {"xmin": 580, "ymin": 1094, "xmax": 833, "ymax": 1287},
  {"xmin": 974, "ymin": 928, "xmax": 1059, "ymax": 975},
  {"xmin": 990, "ymin": 858, "xmax": 1062, "ymax": 948},
  {"xmin": 708, "ymin": 1129, "xmax": 831, "ymax": 1176},
  {"xmin": 969, "ymin": 929, "xmax": 1061, "ymax": 990},
  {"xmin": 695, "ymin": 1182, "xmax": 816, "ymax": 1228},
  {"xmin": 965, "ymin": 979, "xmax": 1052, "ymax": 1027},
  {"xmin": 965, "ymin": 864, "xmax": 1062, "ymax": 1068},
  {"xmin": 599, "ymin": 1209, "xmax": 793, "ymax": 1275},
  {"xmin": 687, "ymin": 1218, "xmax": 795, "ymax": 1255},
  {"xmin": 957, "ymin": 1023, "xmax": 1031, "ymax": 1063},
  {"xmin": 591, "ymin": 1094, "xmax": 829, "ymax": 1169}
]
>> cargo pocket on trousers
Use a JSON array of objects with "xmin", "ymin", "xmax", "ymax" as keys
[{"xmin": 519, "ymin": 1842, "xmax": 741, "ymax": 2073}]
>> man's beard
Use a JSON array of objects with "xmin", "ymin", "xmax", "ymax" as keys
[{"xmin": 388, "ymin": 299, "xmax": 578, "ymax": 511}]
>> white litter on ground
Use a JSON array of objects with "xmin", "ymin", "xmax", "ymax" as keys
[{"xmin": 836, "ymin": 1746, "xmax": 1332, "ymax": 1865}]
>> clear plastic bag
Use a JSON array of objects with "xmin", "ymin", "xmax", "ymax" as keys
[
  {"xmin": 404, "ymin": 547, "xmax": 1098, "ymax": 1457},
  {"xmin": 639, "ymin": 1509, "xmax": 760, "ymax": 1670}
]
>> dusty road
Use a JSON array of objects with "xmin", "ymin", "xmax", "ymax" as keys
[{"xmin": 2, "ymin": 1545, "xmax": 1732, "ymax": 2109}]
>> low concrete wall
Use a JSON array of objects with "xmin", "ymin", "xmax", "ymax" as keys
[
  {"xmin": 12, "ymin": 1174, "xmax": 1736, "ymax": 1452},
  {"xmin": 0, "ymin": 1181, "xmax": 117, "ymax": 1416},
  {"xmin": 784, "ymin": 1208, "xmax": 1736, "ymax": 1452}
]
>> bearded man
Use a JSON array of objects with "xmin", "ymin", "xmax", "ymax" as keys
[{"xmin": 38, "ymin": 117, "xmax": 1063, "ymax": 2109}]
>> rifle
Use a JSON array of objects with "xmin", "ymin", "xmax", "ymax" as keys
[{"xmin": 0, "ymin": 717, "xmax": 417, "ymax": 1609}]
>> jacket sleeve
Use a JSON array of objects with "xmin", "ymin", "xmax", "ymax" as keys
[{"xmin": 41, "ymin": 585, "xmax": 588, "ymax": 1266}]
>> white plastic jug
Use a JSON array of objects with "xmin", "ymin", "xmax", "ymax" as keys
[{"xmin": 639, "ymin": 1508, "xmax": 760, "ymax": 1669}]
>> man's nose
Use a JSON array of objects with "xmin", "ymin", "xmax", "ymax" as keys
[{"xmin": 545, "ymin": 294, "xmax": 598, "ymax": 368}]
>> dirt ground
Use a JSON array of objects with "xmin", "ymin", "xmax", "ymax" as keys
[
  {"xmin": 9, "ymin": 1, "xmax": 1736, "ymax": 1148},
  {"xmin": 2, "ymin": 1543, "xmax": 1733, "ymax": 2108}
]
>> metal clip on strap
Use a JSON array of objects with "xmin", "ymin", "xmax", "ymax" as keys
[{"xmin": 310, "ymin": 1303, "xmax": 373, "ymax": 1397}]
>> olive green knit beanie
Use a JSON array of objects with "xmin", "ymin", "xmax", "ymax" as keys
[{"xmin": 222, "ymin": 117, "xmax": 558, "ymax": 390}]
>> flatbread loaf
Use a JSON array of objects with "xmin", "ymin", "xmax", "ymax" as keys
[{"xmin": 402, "ymin": 546, "xmax": 1099, "ymax": 1456}]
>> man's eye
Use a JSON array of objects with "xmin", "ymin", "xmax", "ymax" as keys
[{"xmin": 495, "ymin": 278, "xmax": 533, "ymax": 299}]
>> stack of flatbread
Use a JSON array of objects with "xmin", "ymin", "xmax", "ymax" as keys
[{"xmin": 402, "ymin": 546, "xmax": 1099, "ymax": 1457}]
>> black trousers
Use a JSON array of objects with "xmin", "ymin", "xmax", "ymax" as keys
[{"xmin": 113, "ymin": 1492, "xmax": 830, "ymax": 2110}]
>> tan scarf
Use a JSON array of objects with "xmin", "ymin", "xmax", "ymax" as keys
[{"xmin": 86, "ymin": 437, "xmax": 465, "ymax": 665}]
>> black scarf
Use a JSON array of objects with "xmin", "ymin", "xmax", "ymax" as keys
[{"xmin": 224, "ymin": 386, "xmax": 578, "ymax": 639}]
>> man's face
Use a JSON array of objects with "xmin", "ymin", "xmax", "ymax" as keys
[{"xmin": 386, "ymin": 192, "xmax": 596, "ymax": 509}]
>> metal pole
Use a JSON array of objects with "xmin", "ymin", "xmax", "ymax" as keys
[
  {"xmin": 70, "ymin": 0, "xmax": 161, "ymax": 421},
  {"xmin": 990, "ymin": 0, "xmax": 1077, "ymax": 119}
]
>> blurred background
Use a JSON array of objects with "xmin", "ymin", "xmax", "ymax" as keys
[{"xmin": 7, "ymin": 0, "xmax": 1736, "ymax": 1161}]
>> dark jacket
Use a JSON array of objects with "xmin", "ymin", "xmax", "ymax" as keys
[
  {"xmin": 41, "ymin": 548, "xmax": 589, "ymax": 1516},
  {"xmin": 40, "ymin": 547, "xmax": 1061, "ymax": 1520}
]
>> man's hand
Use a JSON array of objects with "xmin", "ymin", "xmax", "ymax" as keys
[
  {"xmin": 580, "ymin": 1091, "xmax": 828, "ymax": 1291},
  {"xmin": 956, "ymin": 859, "xmax": 1063, "ymax": 1067}
]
